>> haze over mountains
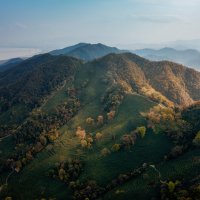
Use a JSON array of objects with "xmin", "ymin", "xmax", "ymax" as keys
[
  {"xmin": 133, "ymin": 47, "xmax": 200, "ymax": 71},
  {"xmin": 0, "ymin": 57, "xmax": 24, "ymax": 72},
  {"xmin": 0, "ymin": 43, "xmax": 124, "ymax": 71},
  {"xmin": 2, "ymin": 43, "xmax": 200, "ymax": 72}
]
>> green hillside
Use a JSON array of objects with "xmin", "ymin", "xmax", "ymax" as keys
[
  {"xmin": 7, "ymin": 93, "xmax": 162, "ymax": 200},
  {"xmin": 0, "ymin": 52, "xmax": 200, "ymax": 200}
]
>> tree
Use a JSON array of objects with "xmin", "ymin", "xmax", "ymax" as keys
[
  {"xmin": 101, "ymin": 148, "xmax": 111, "ymax": 156},
  {"xmin": 167, "ymin": 181, "xmax": 176, "ymax": 193},
  {"xmin": 34, "ymin": 142, "xmax": 44, "ymax": 153},
  {"xmin": 136, "ymin": 126, "xmax": 146, "ymax": 138},
  {"xmin": 193, "ymin": 131, "xmax": 200, "ymax": 146},
  {"xmin": 86, "ymin": 117, "xmax": 94, "ymax": 125},
  {"xmin": 107, "ymin": 110, "xmax": 116, "ymax": 121},
  {"xmin": 76, "ymin": 126, "xmax": 86, "ymax": 139},
  {"xmin": 26, "ymin": 151, "xmax": 33, "ymax": 161},
  {"xmin": 121, "ymin": 134, "xmax": 134, "ymax": 148},
  {"xmin": 39, "ymin": 135, "xmax": 47, "ymax": 145},
  {"xmin": 169, "ymin": 145, "xmax": 183, "ymax": 158},
  {"xmin": 86, "ymin": 136, "xmax": 93, "ymax": 148},
  {"xmin": 15, "ymin": 160, "xmax": 22, "ymax": 172},
  {"xmin": 58, "ymin": 168, "xmax": 66, "ymax": 180},
  {"xmin": 95, "ymin": 132, "xmax": 103, "ymax": 141},
  {"xmin": 87, "ymin": 136, "xmax": 93, "ymax": 144},
  {"xmin": 111, "ymin": 144, "xmax": 121, "ymax": 152},
  {"xmin": 167, "ymin": 180, "xmax": 180, "ymax": 193},
  {"xmin": 4, "ymin": 197, "xmax": 12, "ymax": 200},
  {"xmin": 80, "ymin": 140, "xmax": 88, "ymax": 148},
  {"xmin": 97, "ymin": 115, "xmax": 104, "ymax": 125}
]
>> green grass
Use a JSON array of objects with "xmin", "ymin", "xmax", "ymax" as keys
[
  {"xmin": 5, "ymin": 88, "xmax": 198, "ymax": 200},
  {"xmin": 0, "ymin": 136, "xmax": 15, "ymax": 159},
  {"xmin": 7, "ymin": 93, "xmax": 158, "ymax": 200},
  {"xmin": 42, "ymin": 83, "xmax": 68, "ymax": 113},
  {"xmin": 103, "ymin": 148, "xmax": 200, "ymax": 200},
  {"xmin": 0, "ymin": 103, "xmax": 28, "ymax": 125},
  {"xmin": 79, "ymin": 131, "xmax": 172, "ymax": 185}
]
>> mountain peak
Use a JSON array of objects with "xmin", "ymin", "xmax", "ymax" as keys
[{"xmin": 49, "ymin": 43, "xmax": 125, "ymax": 61}]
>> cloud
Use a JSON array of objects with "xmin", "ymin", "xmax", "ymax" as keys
[
  {"xmin": 0, "ymin": 48, "xmax": 41, "ymax": 60},
  {"xmin": 129, "ymin": 14, "xmax": 184, "ymax": 23},
  {"xmin": 14, "ymin": 22, "xmax": 27, "ymax": 30},
  {"xmin": 127, "ymin": 0, "xmax": 200, "ymax": 5}
]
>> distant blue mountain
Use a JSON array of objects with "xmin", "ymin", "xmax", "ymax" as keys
[
  {"xmin": 133, "ymin": 47, "xmax": 200, "ymax": 70},
  {"xmin": 0, "ymin": 57, "xmax": 24, "ymax": 72}
]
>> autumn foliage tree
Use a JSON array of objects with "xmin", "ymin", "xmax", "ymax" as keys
[
  {"xmin": 95, "ymin": 132, "xmax": 103, "ymax": 141},
  {"xmin": 86, "ymin": 117, "xmax": 94, "ymax": 125},
  {"xmin": 107, "ymin": 110, "xmax": 116, "ymax": 121},
  {"xmin": 97, "ymin": 115, "xmax": 104, "ymax": 125},
  {"xmin": 76, "ymin": 126, "xmax": 86, "ymax": 139}
]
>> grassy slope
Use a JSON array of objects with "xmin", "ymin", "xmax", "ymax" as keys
[
  {"xmin": 103, "ymin": 148, "xmax": 200, "ymax": 200},
  {"xmin": 4, "ymin": 61, "xmax": 172, "ymax": 200},
  {"xmin": 8, "ymin": 92, "xmax": 160, "ymax": 200},
  {"xmin": 0, "ymin": 103, "xmax": 28, "ymax": 125}
]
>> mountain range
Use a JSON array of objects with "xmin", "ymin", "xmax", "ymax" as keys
[
  {"xmin": 133, "ymin": 47, "xmax": 200, "ymax": 71},
  {"xmin": 0, "ymin": 57, "xmax": 24, "ymax": 72},
  {"xmin": 0, "ymin": 43, "xmax": 200, "ymax": 200}
]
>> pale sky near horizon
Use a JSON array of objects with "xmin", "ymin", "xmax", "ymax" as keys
[{"xmin": 0, "ymin": 0, "xmax": 200, "ymax": 59}]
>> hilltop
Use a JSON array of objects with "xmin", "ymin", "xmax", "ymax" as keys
[{"xmin": 50, "ymin": 43, "xmax": 125, "ymax": 61}]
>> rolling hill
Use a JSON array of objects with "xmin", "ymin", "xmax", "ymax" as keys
[
  {"xmin": 1, "ymin": 52, "xmax": 200, "ymax": 129},
  {"xmin": 0, "ymin": 50, "xmax": 200, "ymax": 200}
]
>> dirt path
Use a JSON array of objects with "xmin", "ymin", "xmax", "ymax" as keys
[{"xmin": 0, "ymin": 134, "xmax": 12, "ymax": 142}]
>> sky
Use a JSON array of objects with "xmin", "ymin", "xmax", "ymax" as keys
[{"xmin": 0, "ymin": 0, "xmax": 200, "ymax": 59}]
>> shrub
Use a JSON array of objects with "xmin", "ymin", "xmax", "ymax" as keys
[
  {"xmin": 107, "ymin": 110, "xmax": 116, "ymax": 121},
  {"xmin": 111, "ymin": 144, "xmax": 121, "ymax": 152},
  {"xmin": 97, "ymin": 115, "xmax": 104, "ymax": 125},
  {"xmin": 95, "ymin": 132, "xmax": 103, "ymax": 141},
  {"xmin": 101, "ymin": 148, "xmax": 111, "ymax": 156},
  {"xmin": 121, "ymin": 134, "xmax": 134, "ymax": 148},
  {"xmin": 193, "ymin": 131, "xmax": 200, "ymax": 146},
  {"xmin": 136, "ymin": 126, "xmax": 146, "ymax": 138},
  {"xmin": 76, "ymin": 127, "xmax": 86, "ymax": 139},
  {"xmin": 80, "ymin": 140, "xmax": 88, "ymax": 148},
  {"xmin": 86, "ymin": 117, "xmax": 94, "ymax": 125}
]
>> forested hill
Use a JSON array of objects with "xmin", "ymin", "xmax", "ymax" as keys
[
  {"xmin": 91, "ymin": 53, "xmax": 200, "ymax": 106},
  {"xmin": 50, "ymin": 43, "xmax": 125, "ymax": 61},
  {"xmin": 1, "ymin": 52, "xmax": 200, "ymax": 128},
  {"xmin": 0, "ymin": 54, "xmax": 83, "ymax": 126},
  {"xmin": 0, "ymin": 58, "xmax": 24, "ymax": 72}
]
